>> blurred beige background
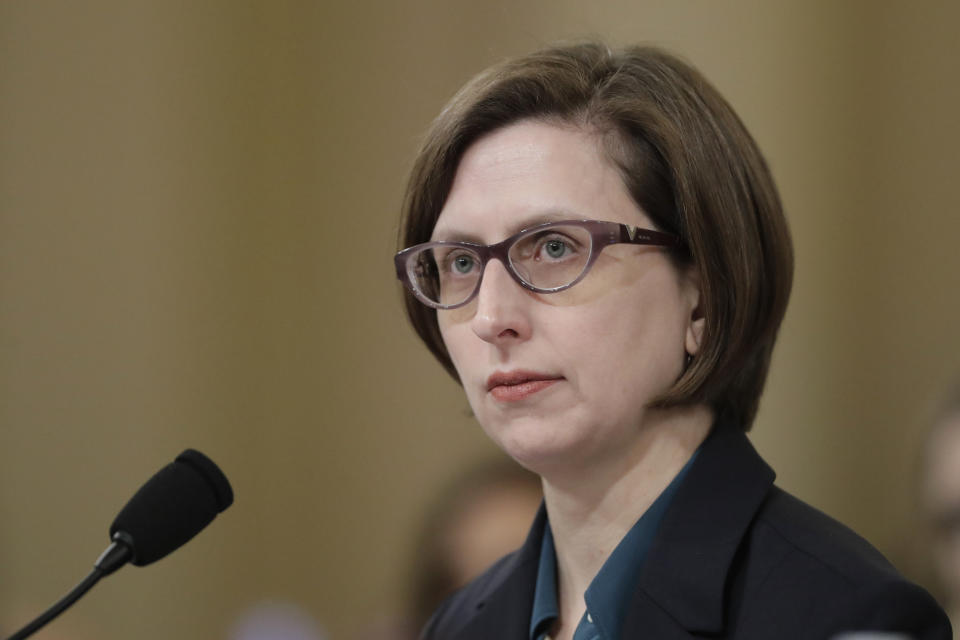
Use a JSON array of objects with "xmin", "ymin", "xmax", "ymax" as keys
[{"xmin": 2, "ymin": 1, "xmax": 958, "ymax": 638}]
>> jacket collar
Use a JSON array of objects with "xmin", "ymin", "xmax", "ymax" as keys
[
  {"xmin": 456, "ymin": 424, "xmax": 775, "ymax": 639},
  {"xmin": 628, "ymin": 423, "xmax": 775, "ymax": 634}
]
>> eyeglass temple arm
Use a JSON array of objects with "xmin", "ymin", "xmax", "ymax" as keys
[{"xmin": 618, "ymin": 224, "xmax": 682, "ymax": 247}]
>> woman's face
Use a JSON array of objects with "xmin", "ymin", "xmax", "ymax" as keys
[{"xmin": 433, "ymin": 120, "xmax": 703, "ymax": 475}]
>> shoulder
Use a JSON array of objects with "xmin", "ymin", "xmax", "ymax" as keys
[
  {"xmin": 729, "ymin": 486, "xmax": 951, "ymax": 638},
  {"xmin": 753, "ymin": 486, "xmax": 899, "ymax": 582}
]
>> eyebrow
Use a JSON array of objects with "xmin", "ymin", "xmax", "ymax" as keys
[{"xmin": 431, "ymin": 208, "xmax": 584, "ymax": 243}]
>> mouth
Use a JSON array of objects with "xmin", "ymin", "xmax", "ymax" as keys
[{"xmin": 486, "ymin": 370, "xmax": 564, "ymax": 402}]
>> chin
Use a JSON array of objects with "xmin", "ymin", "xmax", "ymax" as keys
[{"xmin": 481, "ymin": 415, "xmax": 591, "ymax": 475}]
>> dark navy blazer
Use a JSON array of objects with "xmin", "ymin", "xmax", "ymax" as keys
[{"xmin": 421, "ymin": 425, "xmax": 952, "ymax": 639}]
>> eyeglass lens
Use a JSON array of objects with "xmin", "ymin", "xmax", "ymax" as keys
[{"xmin": 407, "ymin": 224, "xmax": 594, "ymax": 307}]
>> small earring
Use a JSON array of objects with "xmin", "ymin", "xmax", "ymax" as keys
[{"xmin": 685, "ymin": 352, "xmax": 693, "ymax": 369}]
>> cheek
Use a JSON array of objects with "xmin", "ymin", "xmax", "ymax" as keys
[
  {"xmin": 438, "ymin": 317, "xmax": 487, "ymax": 412},
  {"xmin": 439, "ymin": 328, "xmax": 469, "ymax": 383},
  {"xmin": 566, "ymin": 288, "xmax": 688, "ymax": 398},
  {"xmin": 438, "ymin": 312, "xmax": 467, "ymax": 361}
]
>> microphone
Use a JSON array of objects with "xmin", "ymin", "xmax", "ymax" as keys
[
  {"xmin": 107, "ymin": 448, "xmax": 234, "ymax": 569},
  {"xmin": 5, "ymin": 449, "xmax": 233, "ymax": 640}
]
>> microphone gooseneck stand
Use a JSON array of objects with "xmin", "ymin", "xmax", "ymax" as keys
[
  {"xmin": 6, "ymin": 537, "xmax": 131, "ymax": 640},
  {"xmin": 9, "ymin": 570, "xmax": 102, "ymax": 640}
]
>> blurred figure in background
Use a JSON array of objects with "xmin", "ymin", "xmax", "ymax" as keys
[
  {"xmin": 922, "ymin": 379, "xmax": 960, "ymax": 635},
  {"xmin": 356, "ymin": 459, "xmax": 541, "ymax": 640},
  {"xmin": 408, "ymin": 459, "xmax": 542, "ymax": 631}
]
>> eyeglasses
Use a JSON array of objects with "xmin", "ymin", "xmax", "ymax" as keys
[{"xmin": 395, "ymin": 219, "xmax": 681, "ymax": 310}]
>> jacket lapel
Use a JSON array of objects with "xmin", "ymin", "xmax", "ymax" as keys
[{"xmin": 625, "ymin": 425, "xmax": 776, "ymax": 637}]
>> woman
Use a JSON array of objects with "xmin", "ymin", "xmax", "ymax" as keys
[{"xmin": 394, "ymin": 43, "xmax": 950, "ymax": 639}]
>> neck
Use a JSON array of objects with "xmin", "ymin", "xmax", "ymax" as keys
[{"xmin": 540, "ymin": 404, "xmax": 713, "ymax": 629}]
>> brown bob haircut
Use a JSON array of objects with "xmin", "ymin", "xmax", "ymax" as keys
[{"xmin": 398, "ymin": 42, "xmax": 793, "ymax": 430}]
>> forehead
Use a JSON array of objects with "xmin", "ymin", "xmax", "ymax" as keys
[{"xmin": 431, "ymin": 119, "xmax": 650, "ymax": 242}]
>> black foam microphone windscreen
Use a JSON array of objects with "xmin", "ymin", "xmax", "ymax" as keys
[{"xmin": 109, "ymin": 449, "xmax": 233, "ymax": 566}]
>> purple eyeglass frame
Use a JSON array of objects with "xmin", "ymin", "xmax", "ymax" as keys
[{"xmin": 394, "ymin": 219, "xmax": 682, "ymax": 310}]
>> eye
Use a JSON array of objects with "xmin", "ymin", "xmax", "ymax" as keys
[
  {"xmin": 543, "ymin": 239, "xmax": 568, "ymax": 259},
  {"xmin": 510, "ymin": 226, "xmax": 586, "ymax": 266},
  {"xmin": 444, "ymin": 251, "xmax": 478, "ymax": 275},
  {"xmin": 534, "ymin": 234, "xmax": 577, "ymax": 261}
]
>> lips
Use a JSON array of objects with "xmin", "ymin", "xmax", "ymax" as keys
[{"xmin": 486, "ymin": 370, "xmax": 563, "ymax": 402}]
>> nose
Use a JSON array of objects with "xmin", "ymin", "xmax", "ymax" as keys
[{"xmin": 470, "ymin": 259, "xmax": 532, "ymax": 345}]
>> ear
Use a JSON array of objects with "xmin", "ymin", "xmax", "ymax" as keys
[{"xmin": 682, "ymin": 269, "xmax": 705, "ymax": 357}]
